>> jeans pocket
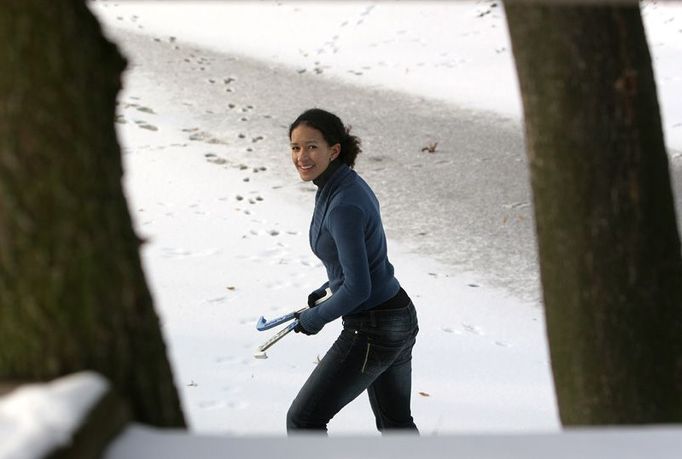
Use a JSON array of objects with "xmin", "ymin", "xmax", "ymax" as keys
[{"xmin": 360, "ymin": 339, "xmax": 404, "ymax": 375}]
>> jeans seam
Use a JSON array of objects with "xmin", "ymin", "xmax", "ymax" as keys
[{"xmin": 361, "ymin": 342, "xmax": 371, "ymax": 373}]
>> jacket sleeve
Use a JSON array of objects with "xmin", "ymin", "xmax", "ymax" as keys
[{"xmin": 298, "ymin": 205, "xmax": 371, "ymax": 333}]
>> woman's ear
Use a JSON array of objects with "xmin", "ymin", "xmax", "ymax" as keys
[{"xmin": 331, "ymin": 143, "xmax": 341, "ymax": 161}]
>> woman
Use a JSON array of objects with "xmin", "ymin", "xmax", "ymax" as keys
[{"xmin": 286, "ymin": 108, "xmax": 419, "ymax": 434}]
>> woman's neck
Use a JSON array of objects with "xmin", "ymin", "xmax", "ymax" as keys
[{"xmin": 313, "ymin": 159, "xmax": 343, "ymax": 189}]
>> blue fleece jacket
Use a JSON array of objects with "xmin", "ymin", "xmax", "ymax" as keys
[{"xmin": 298, "ymin": 163, "xmax": 401, "ymax": 333}]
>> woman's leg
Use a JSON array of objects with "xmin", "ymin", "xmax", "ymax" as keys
[
  {"xmin": 286, "ymin": 329, "xmax": 377, "ymax": 433},
  {"xmin": 366, "ymin": 333, "xmax": 419, "ymax": 432},
  {"xmin": 288, "ymin": 303, "xmax": 419, "ymax": 434}
]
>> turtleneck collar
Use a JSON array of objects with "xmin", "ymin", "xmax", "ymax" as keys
[{"xmin": 313, "ymin": 158, "xmax": 343, "ymax": 189}]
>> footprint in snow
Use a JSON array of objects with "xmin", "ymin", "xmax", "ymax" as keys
[
  {"xmin": 206, "ymin": 296, "xmax": 227, "ymax": 304},
  {"xmin": 462, "ymin": 323, "xmax": 484, "ymax": 335},
  {"xmin": 134, "ymin": 120, "xmax": 158, "ymax": 131},
  {"xmin": 160, "ymin": 247, "xmax": 220, "ymax": 259},
  {"xmin": 215, "ymin": 356, "xmax": 240, "ymax": 365},
  {"xmin": 441, "ymin": 326, "xmax": 462, "ymax": 335},
  {"xmin": 136, "ymin": 106, "xmax": 156, "ymax": 114},
  {"xmin": 264, "ymin": 280, "xmax": 293, "ymax": 290},
  {"xmin": 254, "ymin": 247, "xmax": 289, "ymax": 259},
  {"xmin": 221, "ymin": 385, "xmax": 243, "ymax": 395},
  {"xmin": 239, "ymin": 317, "xmax": 259, "ymax": 325},
  {"xmin": 197, "ymin": 400, "xmax": 227, "ymax": 411},
  {"xmin": 189, "ymin": 130, "xmax": 226, "ymax": 145},
  {"xmin": 227, "ymin": 400, "xmax": 249, "ymax": 410},
  {"xmin": 361, "ymin": 5, "xmax": 375, "ymax": 16},
  {"xmin": 205, "ymin": 153, "xmax": 228, "ymax": 165},
  {"xmin": 503, "ymin": 201, "xmax": 531, "ymax": 210},
  {"xmin": 161, "ymin": 247, "xmax": 192, "ymax": 258}
]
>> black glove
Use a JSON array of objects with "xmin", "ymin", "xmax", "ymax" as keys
[
  {"xmin": 294, "ymin": 311, "xmax": 315, "ymax": 335},
  {"xmin": 307, "ymin": 289, "xmax": 327, "ymax": 308}
]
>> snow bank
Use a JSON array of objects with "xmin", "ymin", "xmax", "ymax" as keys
[
  {"xmin": 0, "ymin": 372, "xmax": 109, "ymax": 459},
  {"xmin": 105, "ymin": 423, "xmax": 682, "ymax": 459}
]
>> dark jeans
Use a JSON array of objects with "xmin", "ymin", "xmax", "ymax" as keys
[{"xmin": 286, "ymin": 301, "xmax": 419, "ymax": 434}]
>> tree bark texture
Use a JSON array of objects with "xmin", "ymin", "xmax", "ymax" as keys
[
  {"xmin": 0, "ymin": 1, "xmax": 185, "ymax": 427},
  {"xmin": 504, "ymin": 3, "xmax": 682, "ymax": 424}
]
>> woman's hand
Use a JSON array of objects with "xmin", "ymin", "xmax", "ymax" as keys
[
  {"xmin": 294, "ymin": 310, "xmax": 317, "ymax": 335},
  {"xmin": 307, "ymin": 289, "xmax": 327, "ymax": 308},
  {"xmin": 294, "ymin": 309, "xmax": 324, "ymax": 336}
]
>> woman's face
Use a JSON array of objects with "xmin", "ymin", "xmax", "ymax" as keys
[{"xmin": 290, "ymin": 124, "xmax": 340, "ymax": 182}]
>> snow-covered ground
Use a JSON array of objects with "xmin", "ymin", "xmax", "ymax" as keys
[
  {"xmin": 3, "ymin": 1, "xmax": 682, "ymax": 457},
  {"xmin": 87, "ymin": 0, "xmax": 561, "ymax": 436},
  {"xmin": 91, "ymin": 0, "xmax": 682, "ymax": 153},
  {"xmin": 83, "ymin": 0, "xmax": 682, "ymax": 438},
  {"xmin": 105, "ymin": 43, "xmax": 558, "ymax": 435}
]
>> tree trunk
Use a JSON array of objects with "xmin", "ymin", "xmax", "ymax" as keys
[
  {"xmin": 0, "ymin": 1, "xmax": 185, "ymax": 427},
  {"xmin": 504, "ymin": 2, "xmax": 682, "ymax": 424}
]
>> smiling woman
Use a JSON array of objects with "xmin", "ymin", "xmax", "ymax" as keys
[
  {"xmin": 289, "ymin": 109, "xmax": 361, "ymax": 182},
  {"xmin": 284, "ymin": 108, "xmax": 420, "ymax": 435},
  {"xmin": 290, "ymin": 124, "xmax": 340, "ymax": 182}
]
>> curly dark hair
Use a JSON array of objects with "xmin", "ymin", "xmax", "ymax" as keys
[{"xmin": 288, "ymin": 108, "xmax": 362, "ymax": 168}]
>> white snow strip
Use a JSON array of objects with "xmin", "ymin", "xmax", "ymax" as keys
[
  {"xmin": 104, "ymin": 423, "xmax": 682, "ymax": 459},
  {"xmin": 0, "ymin": 372, "xmax": 109, "ymax": 459}
]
